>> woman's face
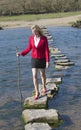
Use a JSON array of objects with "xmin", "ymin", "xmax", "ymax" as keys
[{"xmin": 32, "ymin": 28, "xmax": 39, "ymax": 36}]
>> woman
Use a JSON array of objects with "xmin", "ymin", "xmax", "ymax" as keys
[{"xmin": 16, "ymin": 25, "xmax": 50, "ymax": 100}]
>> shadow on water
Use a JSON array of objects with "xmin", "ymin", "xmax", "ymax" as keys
[{"xmin": 52, "ymin": 114, "xmax": 73, "ymax": 130}]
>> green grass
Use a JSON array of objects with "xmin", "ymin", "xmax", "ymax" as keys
[{"xmin": 0, "ymin": 11, "xmax": 81, "ymax": 21}]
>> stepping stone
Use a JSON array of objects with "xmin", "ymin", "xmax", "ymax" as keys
[
  {"xmin": 55, "ymin": 62, "xmax": 74, "ymax": 66},
  {"xmin": 43, "ymin": 31, "xmax": 49, "ymax": 35},
  {"xmin": 54, "ymin": 59, "xmax": 70, "ymax": 63},
  {"xmin": 55, "ymin": 65, "xmax": 70, "ymax": 70},
  {"xmin": 46, "ymin": 35, "xmax": 53, "ymax": 39},
  {"xmin": 41, "ymin": 27, "xmax": 47, "ymax": 30},
  {"xmin": 24, "ymin": 95, "xmax": 47, "ymax": 109},
  {"xmin": 51, "ymin": 54, "xmax": 65, "ymax": 58},
  {"xmin": 25, "ymin": 123, "xmax": 52, "ymax": 130},
  {"xmin": 52, "ymin": 72, "xmax": 65, "ymax": 77},
  {"xmin": 55, "ymin": 56, "xmax": 68, "ymax": 60},
  {"xmin": 50, "ymin": 51, "xmax": 61, "ymax": 55},
  {"xmin": 49, "ymin": 47, "xmax": 61, "ymax": 54},
  {"xmin": 45, "ymin": 33, "xmax": 51, "ymax": 36},
  {"xmin": 48, "ymin": 39, "xmax": 54, "ymax": 42},
  {"xmin": 39, "ymin": 83, "xmax": 58, "ymax": 98},
  {"xmin": 50, "ymin": 50, "xmax": 61, "ymax": 54},
  {"xmin": 22, "ymin": 109, "xmax": 59, "ymax": 124},
  {"xmin": 46, "ymin": 83, "xmax": 58, "ymax": 91},
  {"xmin": 46, "ymin": 77, "xmax": 62, "ymax": 84}
]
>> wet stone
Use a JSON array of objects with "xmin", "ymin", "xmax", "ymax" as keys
[
  {"xmin": 55, "ymin": 56, "xmax": 68, "ymax": 60},
  {"xmin": 25, "ymin": 123, "xmax": 52, "ymax": 130},
  {"xmin": 48, "ymin": 39, "xmax": 54, "ymax": 42},
  {"xmin": 22, "ymin": 109, "xmax": 59, "ymax": 124},
  {"xmin": 54, "ymin": 59, "xmax": 70, "ymax": 63},
  {"xmin": 24, "ymin": 95, "xmax": 48, "ymax": 109},
  {"xmin": 55, "ymin": 65, "xmax": 71, "ymax": 70},
  {"xmin": 46, "ymin": 77, "xmax": 62, "ymax": 84},
  {"xmin": 24, "ymin": 83, "xmax": 59, "ymax": 109},
  {"xmin": 51, "ymin": 71, "xmax": 65, "ymax": 77},
  {"xmin": 39, "ymin": 83, "xmax": 59, "ymax": 98},
  {"xmin": 51, "ymin": 53, "xmax": 65, "ymax": 58},
  {"xmin": 49, "ymin": 47, "xmax": 61, "ymax": 54},
  {"xmin": 55, "ymin": 61, "xmax": 74, "ymax": 66}
]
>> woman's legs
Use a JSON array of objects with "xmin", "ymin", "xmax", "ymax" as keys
[
  {"xmin": 32, "ymin": 68, "xmax": 39, "ymax": 97},
  {"xmin": 32, "ymin": 68, "xmax": 46, "ymax": 99},
  {"xmin": 40, "ymin": 69, "xmax": 46, "ymax": 91}
]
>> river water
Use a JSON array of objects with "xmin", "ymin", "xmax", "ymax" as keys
[{"xmin": 0, "ymin": 27, "xmax": 81, "ymax": 130}]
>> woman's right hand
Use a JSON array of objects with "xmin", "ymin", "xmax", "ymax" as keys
[
  {"xmin": 46, "ymin": 62, "xmax": 50, "ymax": 68},
  {"xmin": 16, "ymin": 52, "xmax": 21, "ymax": 56}
]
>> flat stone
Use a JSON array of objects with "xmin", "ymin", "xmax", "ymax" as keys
[
  {"xmin": 46, "ymin": 83, "xmax": 58, "ymax": 91},
  {"xmin": 24, "ymin": 82, "xmax": 59, "ymax": 109},
  {"xmin": 54, "ymin": 59, "xmax": 70, "ymax": 63},
  {"xmin": 46, "ymin": 35, "xmax": 53, "ymax": 38},
  {"xmin": 55, "ymin": 56, "xmax": 67, "ymax": 60},
  {"xmin": 51, "ymin": 53, "xmax": 65, "ymax": 58},
  {"xmin": 41, "ymin": 27, "xmax": 47, "ymax": 30},
  {"xmin": 22, "ymin": 109, "xmax": 59, "ymax": 124},
  {"xmin": 24, "ymin": 96, "xmax": 47, "ymax": 109},
  {"xmin": 49, "ymin": 47, "xmax": 61, "ymax": 54},
  {"xmin": 55, "ymin": 61, "xmax": 74, "ymax": 66},
  {"xmin": 52, "ymin": 71, "xmax": 65, "ymax": 77},
  {"xmin": 25, "ymin": 123, "xmax": 52, "ymax": 130},
  {"xmin": 39, "ymin": 83, "xmax": 58, "ymax": 98},
  {"xmin": 43, "ymin": 31, "xmax": 49, "ymax": 35},
  {"xmin": 55, "ymin": 65, "xmax": 70, "ymax": 70},
  {"xmin": 39, "ymin": 83, "xmax": 57, "ymax": 91},
  {"xmin": 48, "ymin": 39, "xmax": 54, "ymax": 42},
  {"xmin": 46, "ymin": 77, "xmax": 62, "ymax": 84},
  {"xmin": 47, "ymin": 38, "xmax": 54, "ymax": 41}
]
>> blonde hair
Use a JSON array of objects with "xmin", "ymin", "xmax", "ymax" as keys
[{"xmin": 31, "ymin": 25, "xmax": 43, "ymax": 36}]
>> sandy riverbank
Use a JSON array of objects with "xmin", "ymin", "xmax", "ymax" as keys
[{"xmin": 0, "ymin": 14, "xmax": 81, "ymax": 29}]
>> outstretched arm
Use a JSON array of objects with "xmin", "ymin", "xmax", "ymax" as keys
[{"xmin": 16, "ymin": 37, "xmax": 32, "ymax": 56}]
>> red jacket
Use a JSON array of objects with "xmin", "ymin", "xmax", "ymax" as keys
[{"xmin": 21, "ymin": 35, "xmax": 50, "ymax": 62}]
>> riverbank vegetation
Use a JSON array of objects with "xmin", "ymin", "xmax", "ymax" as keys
[
  {"xmin": 0, "ymin": 0, "xmax": 81, "ymax": 16},
  {"xmin": 0, "ymin": 11, "xmax": 81, "ymax": 22},
  {"xmin": 72, "ymin": 20, "xmax": 81, "ymax": 28}
]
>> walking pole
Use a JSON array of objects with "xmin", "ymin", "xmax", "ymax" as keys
[{"xmin": 16, "ymin": 46, "xmax": 23, "ymax": 110}]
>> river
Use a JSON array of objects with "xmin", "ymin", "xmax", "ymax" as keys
[{"xmin": 0, "ymin": 26, "xmax": 81, "ymax": 130}]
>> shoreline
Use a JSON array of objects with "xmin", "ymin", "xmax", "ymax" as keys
[{"xmin": 0, "ymin": 14, "xmax": 81, "ymax": 29}]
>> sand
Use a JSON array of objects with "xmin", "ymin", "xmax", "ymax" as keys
[{"xmin": 0, "ymin": 14, "xmax": 81, "ymax": 29}]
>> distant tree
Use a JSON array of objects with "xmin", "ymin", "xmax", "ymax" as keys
[
  {"xmin": 19, "ymin": 0, "xmax": 27, "ymax": 14},
  {"xmin": 0, "ymin": 0, "xmax": 81, "ymax": 16},
  {"xmin": 41, "ymin": 0, "xmax": 53, "ymax": 13},
  {"xmin": 51, "ymin": 0, "xmax": 64, "ymax": 12},
  {"xmin": 69, "ymin": 0, "xmax": 80, "ymax": 11}
]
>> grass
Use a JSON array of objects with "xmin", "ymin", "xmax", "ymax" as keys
[{"xmin": 0, "ymin": 11, "xmax": 81, "ymax": 21}]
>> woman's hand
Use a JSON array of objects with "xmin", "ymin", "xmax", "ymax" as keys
[
  {"xmin": 46, "ymin": 62, "xmax": 50, "ymax": 68},
  {"xmin": 16, "ymin": 52, "xmax": 21, "ymax": 57}
]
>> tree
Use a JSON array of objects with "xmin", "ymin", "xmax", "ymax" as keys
[{"xmin": 0, "ymin": 0, "xmax": 81, "ymax": 16}]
